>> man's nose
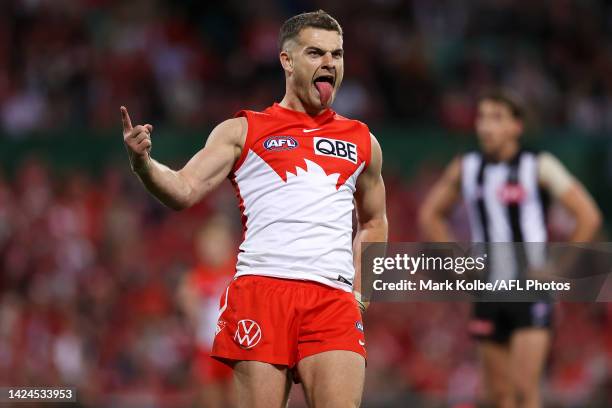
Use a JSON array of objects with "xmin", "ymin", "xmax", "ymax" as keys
[{"xmin": 321, "ymin": 52, "xmax": 334, "ymax": 68}]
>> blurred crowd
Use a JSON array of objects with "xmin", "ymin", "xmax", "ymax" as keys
[
  {"xmin": 0, "ymin": 158, "xmax": 611, "ymax": 407},
  {"xmin": 1, "ymin": 0, "xmax": 612, "ymax": 406},
  {"xmin": 2, "ymin": 0, "xmax": 612, "ymax": 136}
]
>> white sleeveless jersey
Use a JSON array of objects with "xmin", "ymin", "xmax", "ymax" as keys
[{"xmin": 229, "ymin": 103, "xmax": 372, "ymax": 291}]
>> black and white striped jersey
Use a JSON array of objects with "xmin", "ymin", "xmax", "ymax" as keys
[{"xmin": 461, "ymin": 150, "xmax": 550, "ymax": 244}]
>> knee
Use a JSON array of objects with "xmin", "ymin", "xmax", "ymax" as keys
[
  {"xmin": 514, "ymin": 381, "xmax": 540, "ymax": 405},
  {"xmin": 487, "ymin": 383, "xmax": 514, "ymax": 408},
  {"xmin": 325, "ymin": 397, "xmax": 361, "ymax": 408},
  {"xmin": 313, "ymin": 392, "xmax": 361, "ymax": 408}
]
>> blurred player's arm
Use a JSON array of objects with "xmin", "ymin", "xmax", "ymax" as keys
[
  {"xmin": 121, "ymin": 106, "xmax": 245, "ymax": 210},
  {"xmin": 418, "ymin": 157, "xmax": 462, "ymax": 242},
  {"xmin": 538, "ymin": 152, "xmax": 602, "ymax": 242},
  {"xmin": 353, "ymin": 134, "xmax": 388, "ymax": 312}
]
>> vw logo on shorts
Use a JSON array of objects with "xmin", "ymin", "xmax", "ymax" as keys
[{"xmin": 234, "ymin": 319, "xmax": 262, "ymax": 349}]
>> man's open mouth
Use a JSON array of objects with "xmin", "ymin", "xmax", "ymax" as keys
[
  {"xmin": 313, "ymin": 74, "xmax": 335, "ymax": 105},
  {"xmin": 313, "ymin": 74, "xmax": 335, "ymax": 87}
]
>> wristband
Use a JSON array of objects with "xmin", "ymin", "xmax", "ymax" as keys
[{"xmin": 354, "ymin": 291, "xmax": 367, "ymax": 313}]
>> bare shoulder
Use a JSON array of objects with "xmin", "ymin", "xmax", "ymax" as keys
[
  {"xmin": 367, "ymin": 132, "xmax": 383, "ymax": 174},
  {"xmin": 206, "ymin": 116, "xmax": 248, "ymax": 148},
  {"xmin": 439, "ymin": 156, "xmax": 462, "ymax": 190},
  {"xmin": 447, "ymin": 156, "xmax": 462, "ymax": 177}
]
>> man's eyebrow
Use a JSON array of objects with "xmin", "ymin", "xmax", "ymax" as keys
[{"xmin": 304, "ymin": 46, "xmax": 344, "ymax": 53}]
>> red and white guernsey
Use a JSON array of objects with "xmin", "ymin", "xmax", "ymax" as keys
[{"xmin": 229, "ymin": 103, "xmax": 371, "ymax": 291}]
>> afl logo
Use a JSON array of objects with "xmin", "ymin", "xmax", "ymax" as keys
[
  {"xmin": 264, "ymin": 136, "xmax": 298, "ymax": 151},
  {"xmin": 497, "ymin": 183, "xmax": 526, "ymax": 204},
  {"xmin": 234, "ymin": 319, "xmax": 262, "ymax": 349}
]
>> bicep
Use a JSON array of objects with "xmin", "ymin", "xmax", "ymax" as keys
[
  {"xmin": 539, "ymin": 152, "xmax": 601, "ymax": 224},
  {"xmin": 557, "ymin": 182, "xmax": 600, "ymax": 219},
  {"xmin": 179, "ymin": 117, "xmax": 246, "ymax": 200},
  {"xmin": 538, "ymin": 152, "xmax": 575, "ymax": 198},
  {"xmin": 538, "ymin": 152, "xmax": 599, "ymax": 215},
  {"xmin": 355, "ymin": 135, "xmax": 386, "ymax": 226}
]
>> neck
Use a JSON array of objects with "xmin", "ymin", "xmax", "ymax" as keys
[
  {"xmin": 279, "ymin": 88, "xmax": 326, "ymax": 117},
  {"xmin": 491, "ymin": 141, "xmax": 520, "ymax": 162}
]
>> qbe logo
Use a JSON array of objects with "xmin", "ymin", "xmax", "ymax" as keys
[
  {"xmin": 264, "ymin": 136, "xmax": 298, "ymax": 151},
  {"xmin": 314, "ymin": 137, "xmax": 358, "ymax": 163},
  {"xmin": 234, "ymin": 319, "xmax": 262, "ymax": 349}
]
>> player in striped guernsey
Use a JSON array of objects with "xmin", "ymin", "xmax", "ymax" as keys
[{"xmin": 419, "ymin": 89, "xmax": 601, "ymax": 408}]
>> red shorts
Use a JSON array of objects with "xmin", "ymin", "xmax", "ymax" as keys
[{"xmin": 211, "ymin": 275, "xmax": 366, "ymax": 368}]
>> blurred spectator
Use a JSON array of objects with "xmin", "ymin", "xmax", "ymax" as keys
[
  {"xmin": 3, "ymin": 1, "xmax": 612, "ymax": 135},
  {"xmin": 177, "ymin": 216, "xmax": 236, "ymax": 408},
  {"xmin": 0, "ymin": 158, "xmax": 610, "ymax": 407}
]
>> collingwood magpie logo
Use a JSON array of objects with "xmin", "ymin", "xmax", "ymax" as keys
[{"xmin": 234, "ymin": 319, "xmax": 262, "ymax": 349}]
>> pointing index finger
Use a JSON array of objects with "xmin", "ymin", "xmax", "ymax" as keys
[{"xmin": 120, "ymin": 106, "xmax": 133, "ymax": 132}]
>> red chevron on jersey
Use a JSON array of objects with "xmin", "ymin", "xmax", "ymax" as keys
[
  {"xmin": 233, "ymin": 104, "xmax": 370, "ymax": 189},
  {"xmin": 229, "ymin": 103, "xmax": 372, "ymax": 290}
]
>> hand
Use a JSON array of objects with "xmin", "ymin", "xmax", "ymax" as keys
[
  {"xmin": 121, "ymin": 106, "xmax": 153, "ymax": 173},
  {"xmin": 354, "ymin": 291, "xmax": 369, "ymax": 314}
]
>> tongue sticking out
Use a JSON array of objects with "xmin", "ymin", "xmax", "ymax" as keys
[{"xmin": 315, "ymin": 81, "xmax": 333, "ymax": 105}]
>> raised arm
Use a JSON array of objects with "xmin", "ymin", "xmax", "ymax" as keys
[
  {"xmin": 121, "ymin": 106, "xmax": 246, "ymax": 210},
  {"xmin": 538, "ymin": 152, "xmax": 602, "ymax": 242},
  {"xmin": 353, "ymin": 134, "xmax": 388, "ymax": 312},
  {"xmin": 418, "ymin": 157, "xmax": 462, "ymax": 242}
]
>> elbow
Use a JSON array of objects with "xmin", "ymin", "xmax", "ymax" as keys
[
  {"xmin": 170, "ymin": 173, "xmax": 197, "ymax": 211},
  {"xmin": 359, "ymin": 215, "xmax": 388, "ymax": 241},
  {"xmin": 577, "ymin": 209, "xmax": 603, "ymax": 241},
  {"xmin": 588, "ymin": 209, "xmax": 603, "ymax": 236},
  {"xmin": 167, "ymin": 202, "xmax": 187, "ymax": 211},
  {"xmin": 166, "ymin": 196, "xmax": 193, "ymax": 211},
  {"xmin": 418, "ymin": 207, "xmax": 433, "ymax": 232}
]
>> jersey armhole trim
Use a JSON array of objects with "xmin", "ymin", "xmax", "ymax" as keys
[
  {"xmin": 231, "ymin": 110, "xmax": 252, "ymax": 174},
  {"xmin": 364, "ymin": 127, "xmax": 373, "ymax": 169}
]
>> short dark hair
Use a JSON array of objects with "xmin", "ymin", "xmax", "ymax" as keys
[
  {"xmin": 478, "ymin": 88, "xmax": 525, "ymax": 120},
  {"xmin": 278, "ymin": 10, "xmax": 342, "ymax": 50}
]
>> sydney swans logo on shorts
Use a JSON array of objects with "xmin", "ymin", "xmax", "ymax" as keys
[
  {"xmin": 234, "ymin": 319, "xmax": 262, "ymax": 349},
  {"xmin": 313, "ymin": 137, "xmax": 358, "ymax": 163},
  {"xmin": 355, "ymin": 321, "xmax": 364, "ymax": 332},
  {"xmin": 264, "ymin": 136, "xmax": 298, "ymax": 151},
  {"xmin": 215, "ymin": 320, "xmax": 226, "ymax": 336}
]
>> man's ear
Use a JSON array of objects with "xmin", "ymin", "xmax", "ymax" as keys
[{"xmin": 280, "ymin": 50, "xmax": 293, "ymax": 73}]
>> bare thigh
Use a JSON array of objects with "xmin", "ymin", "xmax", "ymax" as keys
[
  {"xmin": 233, "ymin": 361, "xmax": 292, "ymax": 408},
  {"xmin": 479, "ymin": 341, "xmax": 515, "ymax": 408},
  {"xmin": 296, "ymin": 350, "xmax": 365, "ymax": 408},
  {"xmin": 510, "ymin": 328, "xmax": 550, "ymax": 408}
]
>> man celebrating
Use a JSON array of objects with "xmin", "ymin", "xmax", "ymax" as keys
[{"xmin": 121, "ymin": 10, "xmax": 387, "ymax": 408}]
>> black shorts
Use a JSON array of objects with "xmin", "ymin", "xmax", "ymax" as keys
[{"xmin": 469, "ymin": 302, "xmax": 553, "ymax": 343}]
